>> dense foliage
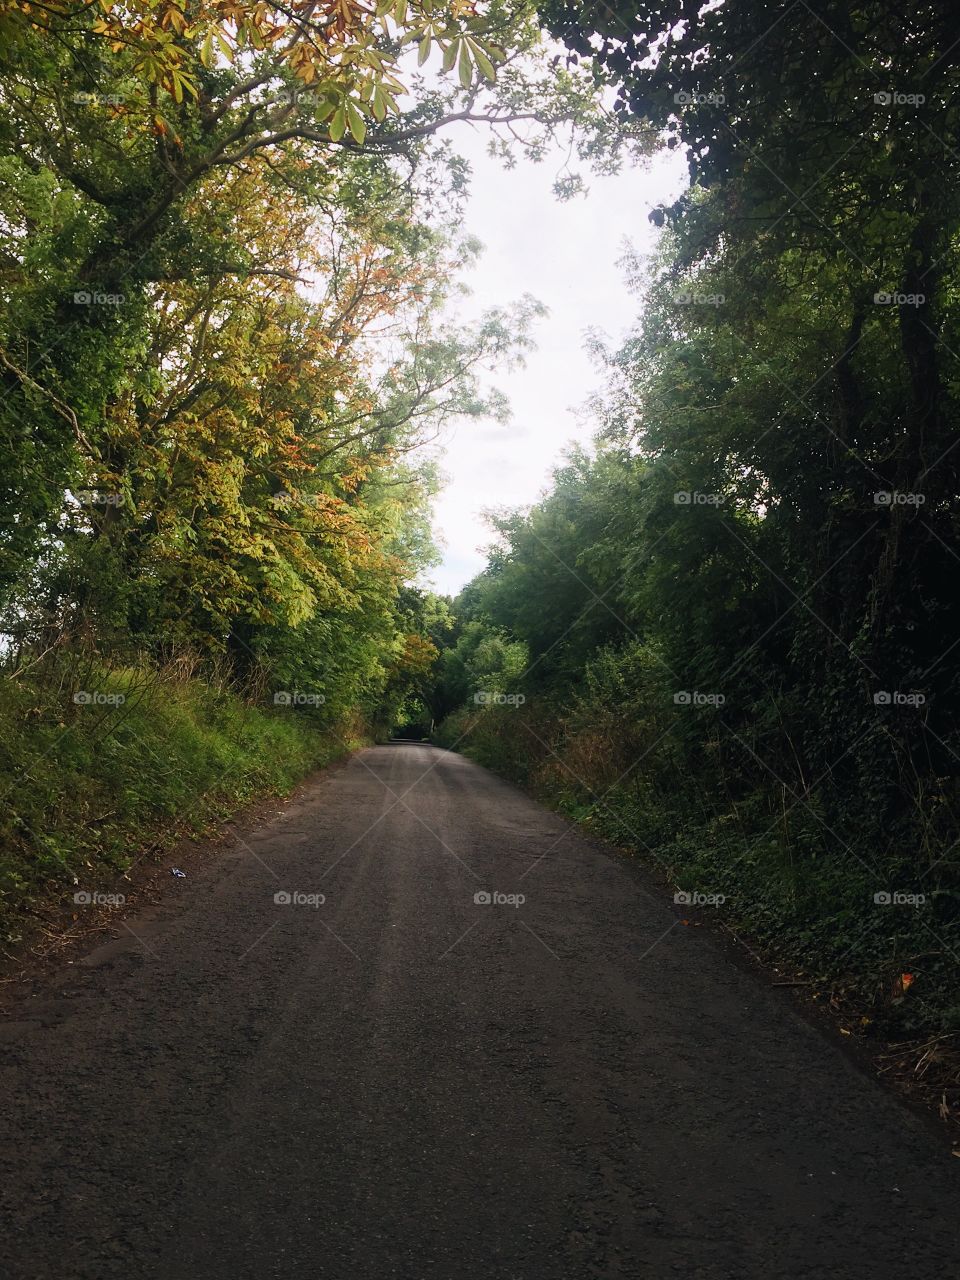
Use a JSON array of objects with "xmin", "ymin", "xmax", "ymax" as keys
[
  {"xmin": 0, "ymin": 0, "xmax": 644, "ymax": 926},
  {"xmin": 433, "ymin": 1, "xmax": 960, "ymax": 1038}
]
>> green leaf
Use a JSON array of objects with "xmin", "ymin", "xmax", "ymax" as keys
[
  {"xmin": 441, "ymin": 39, "xmax": 458, "ymax": 73},
  {"xmin": 418, "ymin": 34, "xmax": 431, "ymax": 66},
  {"xmin": 328, "ymin": 104, "xmax": 346, "ymax": 142},
  {"xmin": 458, "ymin": 43, "xmax": 473, "ymax": 90},
  {"xmin": 345, "ymin": 100, "xmax": 367, "ymax": 144},
  {"xmin": 472, "ymin": 43, "xmax": 496, "ymax": 83}
]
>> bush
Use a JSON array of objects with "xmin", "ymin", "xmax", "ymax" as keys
[{"xmin": 436, "ymin": 649, "xmax": 960, "ymax": 1040}]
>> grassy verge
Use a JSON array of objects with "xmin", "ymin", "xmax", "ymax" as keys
[
  {"xmin": 435, "ymin": 705, "xmax": 960, "ymax": 1044},
  {"xmin": 0, "ymin": 658, "xmax": 367, "ymax": 944}
]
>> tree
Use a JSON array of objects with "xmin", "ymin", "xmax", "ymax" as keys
[{"xmin": 0, "ymin": 0, "xmax": 641, "ymax": 598}]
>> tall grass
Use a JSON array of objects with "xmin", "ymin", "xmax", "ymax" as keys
[{"xmin": 0, "ymin": 651, "xmax": 365, "ymax": 942}]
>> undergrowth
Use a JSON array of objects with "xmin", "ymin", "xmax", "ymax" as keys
[
  {"xmin": 435, "ymin": 704, "xmax": 960, "ymax": 1041},
  {"xmin": 0, "ymin": 654, "xmax": 366, "ymax": 943}
]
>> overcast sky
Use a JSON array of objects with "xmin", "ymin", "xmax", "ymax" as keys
[{"xmin": 423, "ymin": 128, "xmax": 687, "ymax": 596}]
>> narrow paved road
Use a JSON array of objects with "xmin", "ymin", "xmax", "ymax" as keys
[{"xmin": 2, "ymin": 744, "xmax": 958, "ymax": 1279}]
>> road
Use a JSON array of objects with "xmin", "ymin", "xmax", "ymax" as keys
[{"xmin": 2, "ymin": 742, "xmax": 958, "ymax": 1279}]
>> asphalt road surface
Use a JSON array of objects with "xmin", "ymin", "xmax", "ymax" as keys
[{"xmin": 2, "ymin": 743, "xmax": 959, "ymax": 1279}]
